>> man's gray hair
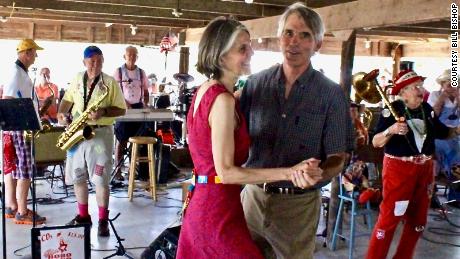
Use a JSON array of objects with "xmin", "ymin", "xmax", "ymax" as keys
[{"xmin": 277, "ymin": 2, "xmax": 325, "ymax": 43}]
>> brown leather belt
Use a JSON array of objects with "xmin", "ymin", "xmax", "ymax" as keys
[{"xmin": 257, "ymin": 183, "xmax": 317, "ymax": 195}]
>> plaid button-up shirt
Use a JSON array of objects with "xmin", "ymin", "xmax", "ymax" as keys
[{"xmin": 240, "ymin": 64, "xmax": 352, "ymax": 187}]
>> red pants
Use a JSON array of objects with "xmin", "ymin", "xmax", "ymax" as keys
[{"xmin": 366, "ymin": 156, "xmax": 433, "ymax": 259}]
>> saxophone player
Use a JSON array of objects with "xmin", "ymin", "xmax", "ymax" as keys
[
  {"xmin": 35, "ymin": 67, "xmax": 59, "ymax": 123},
  {"xmin": 57, "ymin": 46, "xmax": 126, "ymax": 237}
]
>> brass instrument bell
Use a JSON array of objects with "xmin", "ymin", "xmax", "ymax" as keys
[{"xmin": 352, "ymin": 72, "xmax": 382, "ymax": 104}]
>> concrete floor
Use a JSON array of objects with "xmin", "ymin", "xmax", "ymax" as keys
[{"xmin": 2, "ymin": 169, "xmax": 460, "ymax": 259}]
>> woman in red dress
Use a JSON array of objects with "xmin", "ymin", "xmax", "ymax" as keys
[{"xmin": 176, "ymin": 17, "xmax": 322, "ymax": 258}]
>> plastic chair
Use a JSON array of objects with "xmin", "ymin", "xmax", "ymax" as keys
[{"xmin": 331, "ymin": 175, "xmax": 374, "ymax": 259}]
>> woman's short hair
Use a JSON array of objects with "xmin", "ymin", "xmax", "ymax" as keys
[
  {"xmin": 196, "ymin": 16, "xmax": 249, "ymax": 79},
  {"xmin": 277, "ymin": 2, "xmax": 325, "ymax": 43}
]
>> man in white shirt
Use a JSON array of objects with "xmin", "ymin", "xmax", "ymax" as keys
[{"xmin": 2, "ymin": 39, "xmax": 46, "ymax": 225}]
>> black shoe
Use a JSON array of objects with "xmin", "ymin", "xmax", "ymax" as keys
[
  {"xmin": 98, "ymin": 219, "xmax": 110, "ymax": 237},
  {"xmin": 67, "ymin": 215, "xmax": 92, "ymax": 226}
]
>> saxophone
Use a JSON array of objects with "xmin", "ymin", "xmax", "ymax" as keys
[{"xmin": 56, "ymin": 76, "xmax": 109, "ymax": 151}]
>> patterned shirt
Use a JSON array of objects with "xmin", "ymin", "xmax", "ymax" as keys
[{"xmin": 240, "ymin": 64, "xmax": 351, "ymax": 177}]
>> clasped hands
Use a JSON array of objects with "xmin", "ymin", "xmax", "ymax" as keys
[{"xmin": 290, "ymin": 158, "xmax": 323, "ymax": 189}]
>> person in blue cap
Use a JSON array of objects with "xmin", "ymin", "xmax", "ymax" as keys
[{"xmin": 57, "ymin": 45, "xmax": 126, "ymax": 236}]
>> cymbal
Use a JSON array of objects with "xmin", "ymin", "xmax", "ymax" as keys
[
  {"xmin": 159, "ymin": 82, "xmax": 178, "ymax": 87},
  {"xmin": 173, "ymin": 73, "xmax": 194, "ymax": 83}
]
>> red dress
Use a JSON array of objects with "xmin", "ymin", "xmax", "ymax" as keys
[{"xmin": 176, "ymin": 84, "xmax": 263, "ymax": 258}]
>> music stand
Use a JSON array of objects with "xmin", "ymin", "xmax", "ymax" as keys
[{"xmin": 0, "ymin": 98, "xmax": 41, "ymax": 259}]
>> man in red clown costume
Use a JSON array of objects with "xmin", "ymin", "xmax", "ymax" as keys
[{"xmin": 367, "ymin": 70, "xmax": 460, "ymax": 259}]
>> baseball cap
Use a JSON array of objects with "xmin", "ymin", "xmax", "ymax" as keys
[
  {"xmin": 83, "ymin": 45, "xmax": 103, "ymax": 59},
  {"xmin": 16, "ymin": 39, "xmax": 43, "ymax": 53},
  {"xmin": 391, "ymin": 70, "xmax": 425, "ymax": 95}
]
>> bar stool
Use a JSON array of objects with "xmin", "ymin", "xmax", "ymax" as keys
[{"xmin": 127, "ymin": 136, "xmax": 157, "ymax": 201}]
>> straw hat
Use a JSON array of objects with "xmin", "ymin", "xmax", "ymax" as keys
[{"xmin": 436, "ymin": 69, "xmax": 451, "ymax": 84}]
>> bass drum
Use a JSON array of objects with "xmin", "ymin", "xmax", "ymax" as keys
[{"xmin": 155, "ymin": 94, "xmax": 171, "ymax": 109}]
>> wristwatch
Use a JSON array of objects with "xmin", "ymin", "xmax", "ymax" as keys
[{"xmin": 383, "ymin": 129, "xmax": 391, "ymax": 137}]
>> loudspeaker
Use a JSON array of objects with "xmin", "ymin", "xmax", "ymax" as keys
[{"xmin": 141, "ymin": 225, "xmax": 181, "ymax": 259}]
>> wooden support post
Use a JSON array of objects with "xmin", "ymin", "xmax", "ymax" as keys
[
  {"xmin": 179, "ymin": 46, "xmax": 190, "ymax": 74},
  {"xmin": 339, "ymin": 30, "xmax": 356, "ymax": 96},
  {"xmin": 327, "ymin": 30, "xmax": 356, "ymax": 246}
]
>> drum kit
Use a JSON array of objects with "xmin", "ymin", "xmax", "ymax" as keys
[
  {"xmin": 150, "ymin": 73, "xmax": 195, "ymax": 110},
  {"xmin": 148, "ymin": 72, "xmax": 195, "ymax": 146}
]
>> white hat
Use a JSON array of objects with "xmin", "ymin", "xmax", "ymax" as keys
[{"xmin": 436, "ymin": 69, "xmax": 451, "ymax": 84}]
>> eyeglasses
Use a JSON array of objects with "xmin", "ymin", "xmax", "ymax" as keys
[{"xmin": 281, "ymin": 29, "xmax": 313, "ymax": 41}]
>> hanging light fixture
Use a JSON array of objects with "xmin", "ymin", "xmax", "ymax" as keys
[
  {"xmin": 245, "ymin": 0, "xmax": 254, "ymax": 3},
  {"xmin": 172, "ymin": 0, "xmax": 183, "ymax": 17},
  {"xmin": 364, "ymin": 38, "xmax": 371, "ymax": 49},
  {"xmin": 130, "ymin": 24, "xmax": 138, "ymax": 35}
]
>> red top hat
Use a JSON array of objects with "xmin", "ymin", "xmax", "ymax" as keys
[{"xmin": 391, "ymin": 70, "xmax": 425, "ymax": 95}]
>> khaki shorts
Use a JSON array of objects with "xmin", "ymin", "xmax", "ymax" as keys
[
  {"xmin": 241, "ymin": 184, "xmax": 321, "ymax": 259},
  {"xmin": 65, "ymin": 126, "xmax": 114, "ymax": 187}
]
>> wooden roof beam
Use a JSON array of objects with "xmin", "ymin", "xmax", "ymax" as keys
[
  {"xmin": 0, "ymin": 0, "xmax": 222, "ymax": 22},
  {"xmin": 0, "ymin": 0, "xmax": 284, "ymax": 20},
  {"xmin": 60, "ymin": 0, "xmax": 286, "ymax": 17},
  {"xmin": 219, "ymin": 0, "xmax": 355, "ymax": 8},
  {"xmin": 185, "ymin": 0, "xmax": 449, "ymax": 43},
  {"xmin": 0, "ymin": 7, "xmax": 205, "ymax": 28},
  {"xmin": 370, "ymin": 26, "xmax": 450, "ymax": 35}
]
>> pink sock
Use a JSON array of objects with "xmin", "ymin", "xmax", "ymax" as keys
[
  {"xmin": 98, "ymin": 206, "xmax": 109, "ymax": 220},
  {"xmin": 78, "ymin": 203, "xmax": 89, "ymax": 218}
]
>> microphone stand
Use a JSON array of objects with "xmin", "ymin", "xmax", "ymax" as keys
[{"xmin": 103, "ymin": 213, "xmax": 134, "ymax": 259}]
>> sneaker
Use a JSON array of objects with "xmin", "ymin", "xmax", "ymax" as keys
[
  {"xmin": 67, "ymin": 215, "xmax": 92, "ymax": 226},
  {"xmin": 14, "ymin": 210, "xmax": 46, "ymax": 225},
  {"xmin": 5, "ymin": 207, "xmax": 17, "ymax": 219},
  {"xmin": 98, "ymin": 219, "xmax": 110, "ymax": 237}
]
